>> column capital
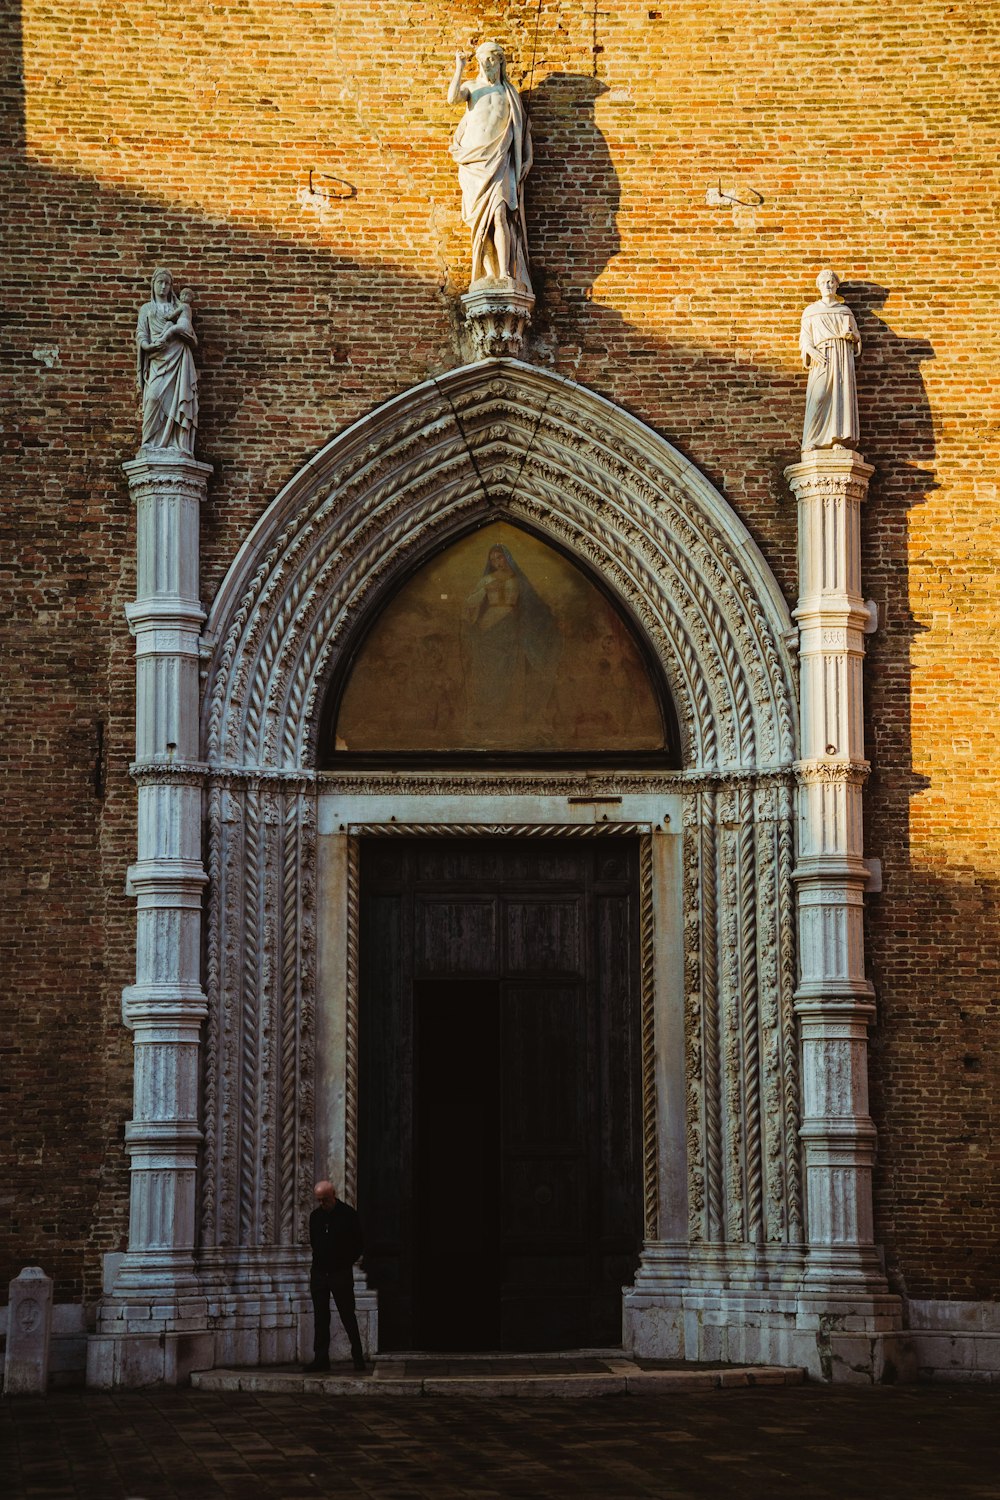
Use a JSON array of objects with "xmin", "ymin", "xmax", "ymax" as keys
[
  {"xmin": 123, "ymin": 450, "xmax": 213, "ymax": 501},
  {"xmin": 784, "ymin": 448, "xmax": 874, "ymax": 499},
  {"xmin": 794, "ymin": 758, "xmax": 871, "ymax": 788}
]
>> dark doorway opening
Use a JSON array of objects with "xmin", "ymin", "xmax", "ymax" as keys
[{"xmin": 359, "ymin": 837, "xmax": 643, "ymax": 1351}]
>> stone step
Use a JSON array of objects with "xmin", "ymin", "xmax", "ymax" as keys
[{"xmin": 191, "ymin": 1357, "xmax": 806, "ymax": 1398}]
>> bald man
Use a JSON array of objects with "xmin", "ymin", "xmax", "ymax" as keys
[{"xmin": 304, "ymin": 1180, "xmax": 366, "ymax": 1373}]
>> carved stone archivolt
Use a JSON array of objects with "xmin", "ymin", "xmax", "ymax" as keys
[
  {"xmin": 200, "ymin": 360, "xmax": 802, "ymax": 1278},
  {"xmin": 204, "ymin": 361, "xmax": 796, "ymax": 775}
]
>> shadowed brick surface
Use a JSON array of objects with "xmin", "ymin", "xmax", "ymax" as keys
[{"xmin": 3, "ymin": 1385, "xmax": 1000, "ymax": 1499}]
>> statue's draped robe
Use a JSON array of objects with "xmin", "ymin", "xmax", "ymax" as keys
[
  {"xmin": 800, "ymin": 300, "xmax": 861, "ymax": 451},
  {"xmin": 450, "ymin": 82, "xmax": 532, "ymax": 287},
  {"xmin": 136, "ymin": 299, "xmax": 199, "ymax": 452}
]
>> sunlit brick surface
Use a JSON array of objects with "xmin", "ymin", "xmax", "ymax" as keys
[{"xmin": 2, "ymin": 1, "xmax": 998, "ymax": 1303}]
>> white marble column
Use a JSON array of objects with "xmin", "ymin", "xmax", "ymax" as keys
[
  {"xmin": 89, "ymin": 450, "xmax": 215, "ymax": 1386},
  {"xmin": 115, "ymin": 451, "xmax": 211, "ymax": 1296},
  {"xmin": 786, "ymin": 449, "xmax": 886, "ymax": 1290}
]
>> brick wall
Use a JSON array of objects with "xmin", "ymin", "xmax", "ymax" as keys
[{"xmin": 2, "ymin": 0, "xmax": 997, "ymax": 1302}]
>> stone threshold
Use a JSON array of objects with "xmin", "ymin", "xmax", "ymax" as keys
[{"xmin": 192, "ymin": 1354, "xmax": 806, "ymax": 1398}]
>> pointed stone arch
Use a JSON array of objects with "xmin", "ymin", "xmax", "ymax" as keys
[
  {"xmin": 204, "ymin": 361, "xmax": 796, "ymax": 775},
  {"xmin": 196, "ymin": 362, "xmax": 804, "ymax": 1343}
]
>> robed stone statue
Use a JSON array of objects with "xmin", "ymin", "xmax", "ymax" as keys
[
  {"xmin": 448, "ymin": 42, "xmax": 533, "ymax": 292},
  {"xmin": 135, "ymin": 268, "xmax": 199, "ymax": 454},
  {"xmin": 799, "ymin": 268, "xmax": 861, "ymax": 454}
]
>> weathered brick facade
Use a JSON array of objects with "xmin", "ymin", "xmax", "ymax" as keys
[{"xmin": 2, "ymin": 0, "xmax": 997, "ymax": 1321}]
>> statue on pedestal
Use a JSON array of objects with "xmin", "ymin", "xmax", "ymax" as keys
[
  {"xmin": 799, "ymin": 268, "xmax": 861, "ymax": 454},
  {"xmin": 135, "ymin": 269, "xmax": 199, "ymax": 454},
  {"xmin": 448, "ymin": 42, "xmax": 533, "ymax": 293}
]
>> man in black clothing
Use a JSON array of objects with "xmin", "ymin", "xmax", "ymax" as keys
[{"xmin": 305, "ymin": 1180, "xmax": 366, "ymax": 1373}]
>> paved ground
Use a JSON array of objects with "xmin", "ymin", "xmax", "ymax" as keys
[
  {"xmin": 191, "ymin": 1354, "xmax": 804, "ymax": 1398},
  {"xmin": 3, "ymin": 1382, "xmax": 1000, "ymax": 1499}
]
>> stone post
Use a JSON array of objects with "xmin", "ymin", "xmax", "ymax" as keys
[
  {"xmin": 88, "ymin": 451, "xmax": 213, "ymax": 1388},
  {"xmin": 4, "ymin": 1268, "xmax": 53, "ymax": 1395},
  {"xmin": 785, "ymin": 448, "xmax": 886, "ymax": 1291}
]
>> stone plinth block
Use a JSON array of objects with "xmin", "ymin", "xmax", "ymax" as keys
[
  {"xmin": 461, "ymin": 279, "xmax": 534, "ymax": 359},
  {"xmin": 4, "ymin": 1267, "xmax": 53, "ymax": 1395}
]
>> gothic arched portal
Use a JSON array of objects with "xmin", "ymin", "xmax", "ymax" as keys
[{"xmin": 198, "ymin": 359, "xmax": 801, "ymax": 1358}]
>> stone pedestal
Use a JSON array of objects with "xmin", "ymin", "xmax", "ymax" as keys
[
  {"xmin": 4, "ymin": 1267, "xmax": 53, "ymax": 1394},
  {"xmin": 461, "ymin": 278, "xmax": 534, "ymax": 358},
  {"xmin": 88, "ymin": 450, "xmax": 213, "ymax": 1388},
  {"xmin": 785, "ymin": 448, "xmax": 891, "ymax": 1296}
]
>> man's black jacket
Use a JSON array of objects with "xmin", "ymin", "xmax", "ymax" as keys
[{"xmin": 309, "ymin": 1201, "xmax": 363, "ymax": 1274}]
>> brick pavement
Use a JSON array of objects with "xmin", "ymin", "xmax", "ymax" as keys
[{"xmin": 3, "ymin": 1383, "xmax": 1000, "ymax": 1500}]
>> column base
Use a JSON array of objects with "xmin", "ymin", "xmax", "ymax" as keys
[
  {"xmin": 802, "ymin": 1242, "xmax": 888, "ymax": 1291},
  {"xmin": 624, "ymin": 1284, "xmax": 911, "ymax": 1383},
  {"xmin": 87, "ymin": 1329, "xmax": 216, "ymax": 1389},
  {"xmin": 623, "ymin": 1242, "xmax": 911, "ymax": 1383}
]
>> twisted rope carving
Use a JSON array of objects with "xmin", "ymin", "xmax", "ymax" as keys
[
  {"xmin": 344, "ymin": 836, "xmax": 360, "ymax": 1206},
  {"xmin": 700, "ymin": 793, "xmax": 724, "ymax": 1241},
  {"xmin": 250, "ymin": 439, "xmax": 475, "ymax": 760},
  {"xmin": 201, "ymin": 781, "xmax": 223, "ymax": 1243},
  {"xmin": 777, "ymin": 780, "xmax": 803, "ymax": 1240},
  {"xmin": 208, "ymin": 512, "xmax": 309, "ymax": 758},
  {"xmin": 682, "ymin": 804, "xmax": 706, "ymax": 1238},
  {"xmin": 199, "ymin": 374, "xmax": 803, "ymax": 1266},
  {"xmin": 282, "ymin": 487, "xmax": 483, "ymax": 766},
  {"xmin": 530, "ymin": 447, "xmax": 758, "ymax": 762},
  {"xmin": 276, "ymin": 458, "xmax": 481, "ymax": 765},
  {"xmin": 217, "ymin": 796, "xmax": 241, "ymax": 1245},
  {"xmin": 532, "ymin": 409, "xmax": 795, "ymax": 760},
  {"xmin": 278, "ymin": 794, "xmax": 300, "ymax": 1243},
  {"xmin": 754, "ymin": 791, "xmax": 785, "ymax": 1242},
  {"xmin": 739, "ymin": 787, "xmax": 763, "ymax": 1243},
  {"xmin": 239, "ymin": 785, "xmax": 261, "ymax": 1245},
  {"xmin": 349, "ymin": 821, "xmax": 651, "ymax": 839},
  {"xmin": 525, "ymin": 435, "xmax": 761, "ymax": 764},
  {"xmin": 719, "ymin": 807, "xmax": 744, "ymax": 1240},
  {"xmin": 296, "ymin": 799, "xmax": 318, "ymax": 1245},
  {"xmin": 510, "ymin": 486, "xmax": 718, "ymax": 768},
  {"xmin": 206, "ymin": 402, "xmax": 469, "ymax": 755},
  {"xmin": 260, "ymin": 795, "xmax": 281, "ymax": 1243},
  {"xmin": 212, "ymin": 429, "xmax": 472, "ymax": 763},
  {"xmin": 639, "ymin": 834, "xmax": 658, "ymax": 1240}
]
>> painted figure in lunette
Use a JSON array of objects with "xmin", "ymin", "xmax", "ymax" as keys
[
  {"xmin": 135, "ymin": 269, "xmax": 199, "ymax": 453},
  {"xmin": 462, "ymin": 542, "xmax": 558, "ymax": 745},
  {"xmin": 799, "ymin": 267, "xmax": 862, "ymax": 453},
  {"xmin": 448, "ymin": 42, "xmax": 533, "ymax": 290}
]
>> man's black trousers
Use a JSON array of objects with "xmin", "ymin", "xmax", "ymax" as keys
[{"xmin": 310, "ymin": 1267, "xmax": 363, "ymax": 1362}]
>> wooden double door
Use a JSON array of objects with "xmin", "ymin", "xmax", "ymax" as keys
[{"xmin": 358, "ymin": 837, "xmax": 643, "ymax": 1352}]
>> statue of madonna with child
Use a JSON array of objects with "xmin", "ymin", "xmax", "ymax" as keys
[{"xmin": 135, "ymin": 268, "xmax": 199, "ymax": 454}]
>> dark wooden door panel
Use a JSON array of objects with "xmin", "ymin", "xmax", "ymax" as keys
[
  {"xmin": 502, "ymin": 1157, "xmax": 587, "ymax": 1240},
  {"xmin": 596, "ymin": 892, "xmax": 642, "ymax": 1245},
  {"xmin": 414, "ymin": 977, "xmax": 500, "ymax": 1350},
  {"xmin": 415, "ymin": 844, "xmax": 502, "ymax": 886},
  {"xmin": 357, "ymin": 890, "xmax": 412, "ymax": 1347},
  {"xmin": 501, "ymin": 983, "xmax": 587, "ymax": 1148},
  {"xmin": 415, "ymin": 896, "xmax": 497, "ymax": 975},
  {"xmin": 358, "ymin": 837, "xmax": 642, "ymax": 1352},
  {"xmin": 504, "ymin": 898, "xmax": 583, "ymax": 974}
]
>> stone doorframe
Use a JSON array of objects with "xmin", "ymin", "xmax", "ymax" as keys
[
  {"xmin": 94, "ymin": 359, "xmax": 906, "ymax": 1386},
  {"xmin": 314, "ymin": 795, "xmax": 675, "ymax": 1252}
]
